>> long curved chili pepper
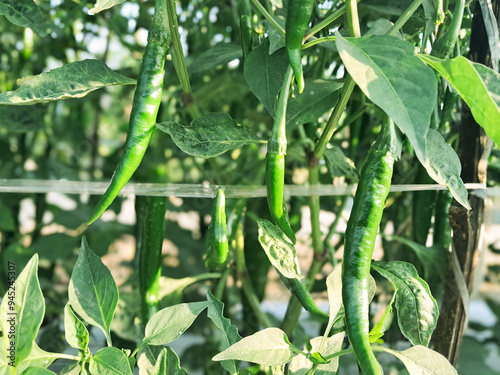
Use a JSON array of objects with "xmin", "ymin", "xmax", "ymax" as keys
[
  {"xmin": 205, "ymin": 189, "xmax": 229, "ymax": 271},
  {"xmin": 266, "ymin": 66, "xmax": 296, "ymax": 244},
  {"xmin": 285, "ymin": 0, "xmax": 315, "ymax": 93},
  {"xmin": 342, "ymin": 118, "xmax": 399, "ymax": 375},
  {"xmin": 87, "ymin": 0, "xmax": 170, "ymax": 225}
]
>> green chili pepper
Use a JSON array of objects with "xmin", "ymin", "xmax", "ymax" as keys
[
  {"xmin": 205, "ymin": 189, "xmax": 229, "ymax": 271},
  {"xmin": 342, "ymin": 119, "xmax": 399, "ymax": 375},
  {"xmin": 285, "ymin": 0, "xmax": 315, "ymax": 93},
  {"xmin": 431, "ymin": 0, "xmax": 465, "ymax": 59},
  {"xmin": 240, "ymin": 15, "xmax": 253, "ymax": 58},
  {"xmin": 87, "ymin": 0, "xmax": 170, "ymax": 225},
  {"xmin": 266, "ymin": 66, "xmax": 296, "ymax": 244},
  {"xmin": 287, "ymin": 277, "xmax": 328, "ymax": 319},
  {"xmin": 139, "ymin": 196, "xmax": 166, "ymax": 322}
]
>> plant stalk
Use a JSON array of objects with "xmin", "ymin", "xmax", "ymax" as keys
[{"xmin": 386, "ymin": 0, "xmax": 425, "ymax": 36}]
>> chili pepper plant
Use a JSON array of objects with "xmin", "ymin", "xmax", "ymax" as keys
[{"xmin": 0, "ymin": 0, "xmax": 500, "ymax": 374}]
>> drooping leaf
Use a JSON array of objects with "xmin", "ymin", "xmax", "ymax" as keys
[
  {"xmin": 0, "ymin": 106, "xmax": 44, "ymax": 133},
  {"xmin": 206, "ymin": 291, "xmax": 242, "ymax": 374},
  {"xmin": 151, "ymin": 348, "xmax": 188, "ymax": 375},
  {"xmin": 142, "ymin": 301, "xmax": 211, "ymax": 346},
  {"xmin": 372, "ymin": 261, "xmax": 439, "ymax": 346},
  {"xmin": 324, "ymin": 146, "xmax": 359, "ymax": 181},
  {"xmin": 213, "ymin": 328, "xmax": 295, "ymax": 367},
  {"xmin": 383, "ymin": 345, "xmax": 458, "ymax": 374},
  {"xmin": 336, "ymin": 33, "xmax": 437, "ymax": 160},
  {"xmin": 288, "ymin": 333, "xmax": 344, "ymax": 374},
  {"xmin": 0, "ymin": 0, "xmax": 50, "ymax": 36},
  {"xmin": 89, "ymin": 347, "xmax": 133, "ymax": 375},
  {"xmin": 243, "ymin": 44, "xmax": 289, "ymax": 117},
  {"xmin": 0, "ymin": 254, "xmax": 44, "ymax": 366},
  {"xmin": 64, "ymin": 304, "xmax": 89, "ymax": 351},
  {"xmin": 189, "ymin": 43, "xmax": 243, "ymax": 74},
  {"xmin": 88, "ymin": 0, "xmax": 126, "ymax": 15},
  {"xmin": 68, "ymin": 237, "xmax": 118, "ymax": 346},
  {"xmin": 156, "ymin": 113, "xmax": 262, "ymax": 158},
  {"xmin": 418, "ymin": 129, "xmax": 470, "ymax": 210},
  {"xmin": 0, "ymin": 60, "xmax": 136, "ymax": 105},
  {"xmin": 286, "ymin": 79, "xmax": 343, "ymax": 130},
  {"xmin": 419, "ymin": 54, "xmax": 500, "ymax": 149},
  {"xmin": 257, "ymin": 219, "xmax": 302, "ymax": 279}
]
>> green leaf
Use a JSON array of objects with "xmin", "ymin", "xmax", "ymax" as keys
[
  {"xmin": 0, "ymin": 60, "xmax": 136, "ymax": 105},
  {"xmin": 213, "ymin": 328, "xmax": 295, "ymax": 367},
  {"xmin": 0, "ymin": 254, "xmax": 44, "ymax": 366},
  {"xmin": 64, "ymin": 303, "xmax": 89, "ymax": 351},
  {"xmin": 15, "ymin": 343, "xmax": 61, "ymax": 373},
  {"xmin": 243, "ymin": 44, "xmax": 289, "ymax": 117},
  {"xmin": 30, "ymin": 233, "xmax": 79, "ymax": 262},
  {"xmin": 137, "ymin": 345, "xmax": 162, "ymax": 375},
  {"xmin": 0, "ymin": 0, "xmax": 50, "ymax": 36},
  {"xmin": 151, "ymin": 348, "xmax": 188, "ymax": 375},
  {"xmin": 324, "ymin": 146, "xmax": 359, "ymax": 181},
  {"xmin": 372, "ymin": 261, "xmax": 439, "ymax": 346},
  {"xmin": 142, "ymin": 301, "xmax": 211, "ymax": 346},
  {"xmin": 206, "ymin": 291, "xmax": 242, "ymax": 374},
  {"xmin": 0, "ymin": 106, "xmax": 44, "ymax": 133},
  {"xmin": 267, "ymin": 16, "xmax": 286, "ymax": 54},
  {"xmin": 336, "ymin": 33, "xmax": 437, "ymax": 160},
  {"xmin": 369, "ymin": 292, "xmax": 396, "ymax": 343},
  {"xmin": 419, "ymin": 54, "xmax": 500, "ymax": 149},
  {"xmin": 384, "ymin": 345, "xmax": 458, "ymax": 374},
  {"xmin": 189, "ymin": 43, "xmax": 243, "ymax": 74},
  {"xmin": 286, "ymin": 79, "xmax": 343, "ymax": 130},
  {"xmin": 288, "ymin": 334, "xmax": 344, "ymax": 374},
  {"xmin": 419, "ymin": 129, "xmax": 470, "ymax": 210},
  {"xmin": 19, "ymin": 367, "xmax": 57, "ymax": 375},
  {"xmin": 88, "ymin": 0, "xmax": 126, "ymax": 15},
  {"xmin": 156, "ymin": 112, "xmax": 262, "ymax": 158},
  {"xmin": 89, "ymin": 347, "xmax": 133, "ymax": 375},
  {"xmin": 385, "ymin": 235, "xmax": 447, "ymax": 282},
  {"xmin": 257, "ymin": 219, "xmax": 302, "ymax": 279},
  {"xmin": 68, "ymin": 237, "xmax": 118, "ymax": 346}
]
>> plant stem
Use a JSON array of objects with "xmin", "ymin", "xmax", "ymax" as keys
[
  {"xmin": 313, "ymin": 77, "xmax": 356, "ymax": 158},
  {"xmin": 323, "ymin": 348, "xmax": 355, "ymax": 361},
  {"xmin": 386, "ymin": 0, "xmax": 425, "ymax": 36},
  {"xmin": 304, "ymin": 0, "xmax": 363, "ymax": 40},
  {"xmin": 302, "ymin": 36, "xmax": 336, "ymax": 50},
  {"xmin": 346, "ymin": 0, "xmax": 362, "ymax": 38},
  {"xmin": 250, "ymin": 0, "xmax": 285, "ymax": 36},
  {"xmin": 166, "ymin": 0, "xmax": 191, "ymax": 93},
  {"xmin": 313, "ymin": 0, "xmax": 360, "ymax": 158},
  {"xmin": 234, "ymin": 220, "xmax": 272, "ymax": 328}
]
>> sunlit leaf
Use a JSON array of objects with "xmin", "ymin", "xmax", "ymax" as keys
[
  {"xmin": 372, "ymin": 261, "xmax": 438, "ymax": 346},
  {"xmin": 157, "ymin": 113, "xmax": 262, "ymax": 158},
  {"xmin": 0, "ymin": 60, "xmax": 135, "ymax": 105},
  {"xmin": 213, "ymin": 328, "xmax": 295, "ymax": 367},
  {"xmin": 336, "ymin": 33, "xmax": 437, "ymax": 160}
]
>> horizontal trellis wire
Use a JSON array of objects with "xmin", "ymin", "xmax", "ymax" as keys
[{"xmin": 0, "ymin": 179, "xmax": 491, "ymax": 198}]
